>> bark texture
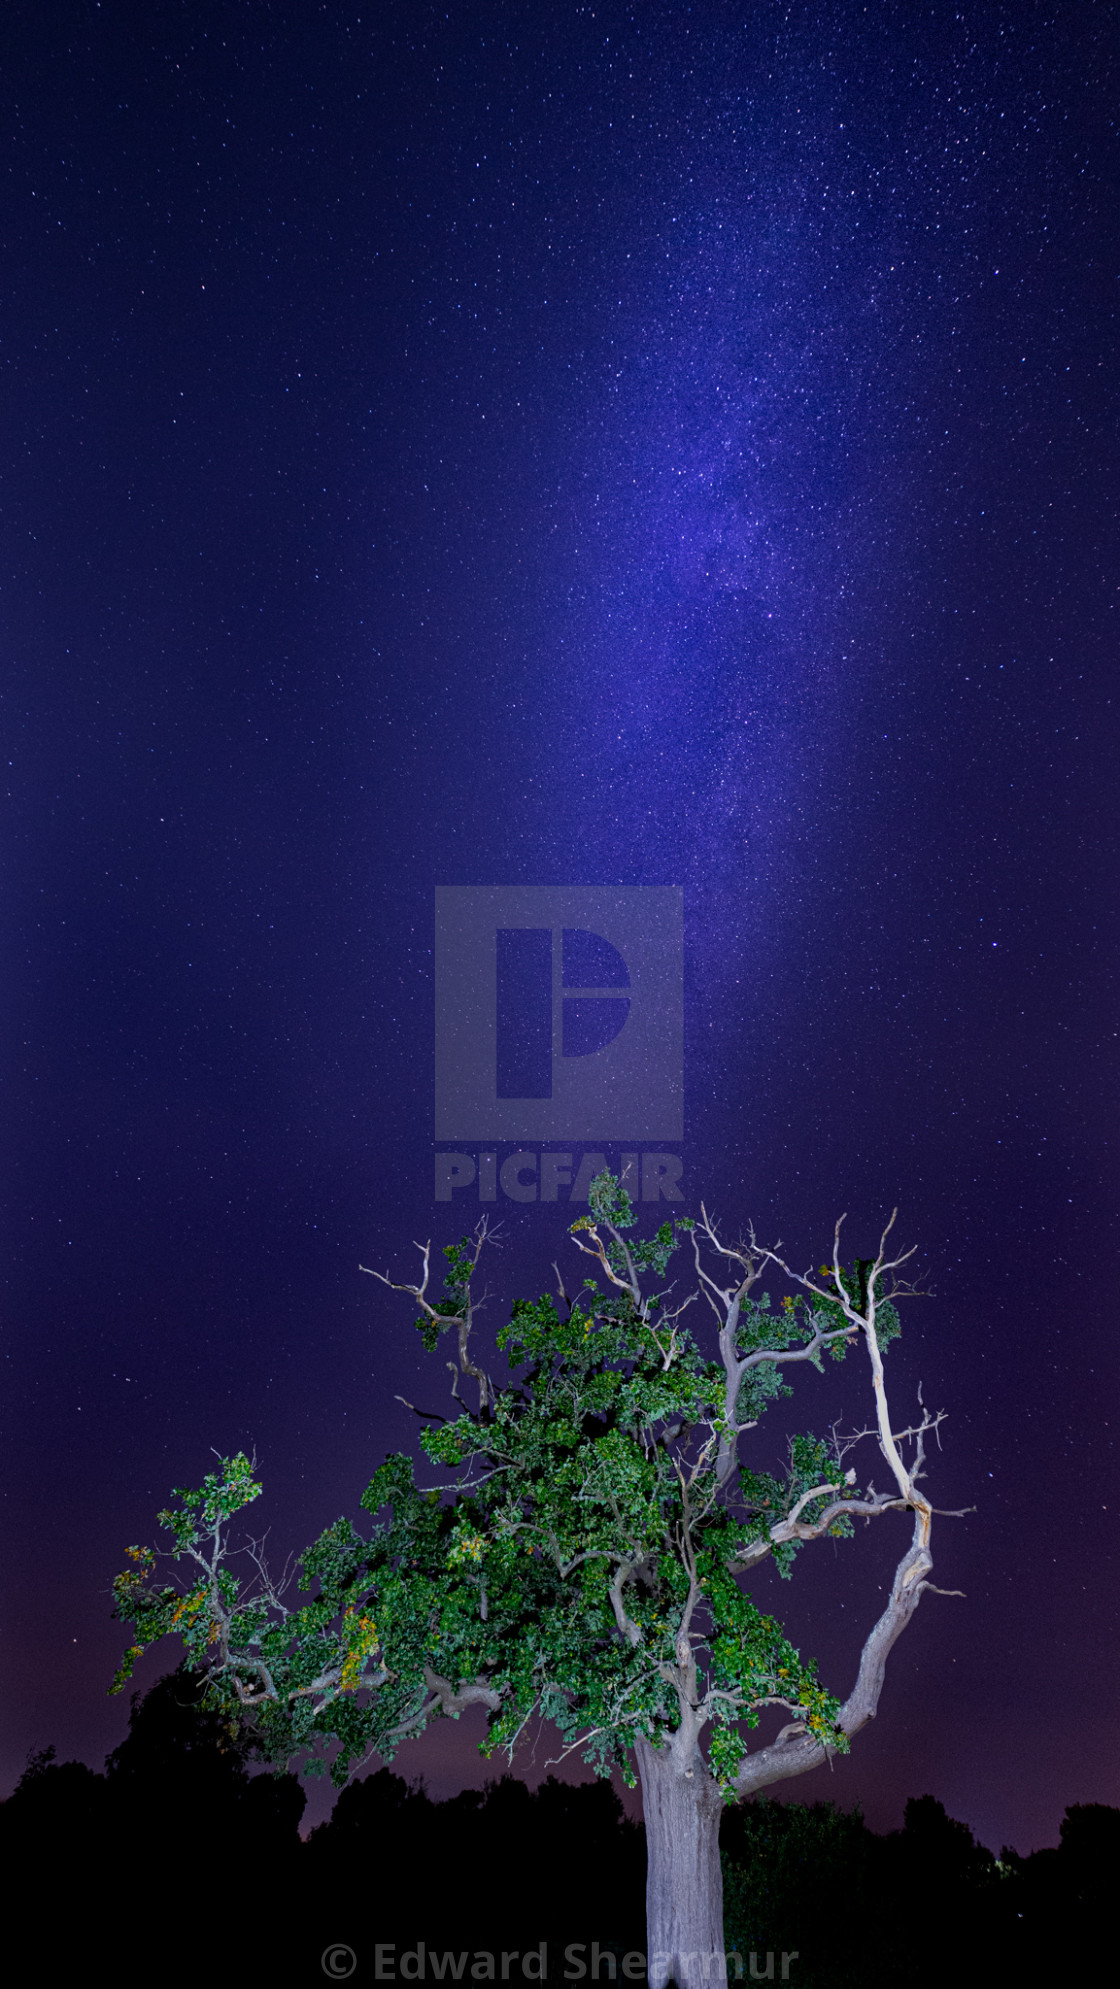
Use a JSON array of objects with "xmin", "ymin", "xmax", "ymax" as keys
[{"xmin": 637, "ymin": 1734, "xmax": 726, "ymax": 1989}]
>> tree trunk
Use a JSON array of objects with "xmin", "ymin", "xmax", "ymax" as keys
[{"xmin": 636, "ymin": 1734, "xmax": 726, "ymax": 1989}]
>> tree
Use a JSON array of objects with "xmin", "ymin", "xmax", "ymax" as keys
[{"xmin": 112, "ymin": 1174, "xmax": 958, "ymax": 1989}]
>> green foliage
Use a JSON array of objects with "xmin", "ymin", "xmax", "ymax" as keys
[{"xmin": 111, "ymin": 1175, "xmax": 911, "ymax": 1800}]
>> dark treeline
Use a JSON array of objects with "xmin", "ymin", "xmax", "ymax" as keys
[
  {"xmin": 2, "ymin": 1668, "xmax": 1113, "ymax": 1985},
  {"xmin": 721, "ymin": 1790, "xmax": 1117, "ymax": 1987}
]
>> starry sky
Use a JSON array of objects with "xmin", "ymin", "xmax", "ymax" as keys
[{"xmin": 3, "ymin": 0, "xmax": 1117, "ymax": 1855}]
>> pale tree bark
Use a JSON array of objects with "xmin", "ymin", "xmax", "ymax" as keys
[
  {"xmin": 627, "ymin": 1211, "xmax": 960, "ymax": 1988},
  {"xmin": 636, "ymin": 1732, "xmax": 726, "ymax": 1989},
  {"xmin": 635, "ymin": 1507, "xmax": 938, "ymax": 1989}
]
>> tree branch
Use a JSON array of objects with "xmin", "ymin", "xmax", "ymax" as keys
[
  {"xmin": 734, "ymin": 1506, "xmax": 934, "ymax": 1797},
  {"xmin": 421, "ymin": 1665, "xmax": 502, "ymax": 1717}
]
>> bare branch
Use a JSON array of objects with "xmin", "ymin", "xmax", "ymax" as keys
[
  {"xmin": 421, "ymin": 1664, "xmax": 502, "ymax": 1717},
  {"xmin": 735, "ymin": 1506, "xmax": 933, "ymax": 1798},
  {"xmin": 730, "ymin": 1490, "xmax": 910, "ymax": 1571},
  {"xmin": 394, "ymin": 1394, "xmax": 447, "ymax": 1424},
  {"xmin": 360, "ymin": 1218, "xmax": 499, "ymax": 1414}
]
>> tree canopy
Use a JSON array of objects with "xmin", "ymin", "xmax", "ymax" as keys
[{"xmin": 112, "ymin": 1172, "xmax": 945, "ymax": 1804}]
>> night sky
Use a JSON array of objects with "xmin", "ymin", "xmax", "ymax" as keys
[{"xmin": 3, "ymin": 1, "xmax": 1118, "ymax": 1857}]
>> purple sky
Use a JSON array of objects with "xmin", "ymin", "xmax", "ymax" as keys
[{"xmin": 3, "ymin": 0, "xmax": 1117, "ymax": 1855}]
